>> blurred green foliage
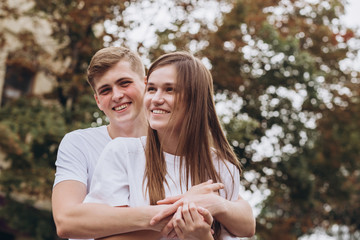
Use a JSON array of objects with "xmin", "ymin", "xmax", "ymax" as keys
[{"xmin": 0, "ymin": 98, "xmax": 66, "ymax": 238}]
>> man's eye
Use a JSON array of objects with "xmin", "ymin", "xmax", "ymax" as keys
[
  {"xmin": 120, "ymin": 81, "xmax": 131, "ymax": 87},
  {"xmin": 99, "ymin": 89, "xmax": 110, "ymax": 95}
]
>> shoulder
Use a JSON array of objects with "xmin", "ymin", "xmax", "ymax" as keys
[
  {"xmin": 97, "ymin": 137, "xmax": 145, "ymax": 170},
  {"xmin": 60, "ymin": 126, "xmax": 109, "ymax": 144},
  {"xmin": 65, "ymin": 125, "xmax": 108, "ymax": 138},
  {"xmin": 210, "ymin": 149, "xmax": 241, "ymax": 198},
  {"xmin": 105, "ymin": 136, "xmax": 145, "ymax": 153},
  {"xmin": 210, "ymin": 149, "xmax": 240, "ymax": 178}
]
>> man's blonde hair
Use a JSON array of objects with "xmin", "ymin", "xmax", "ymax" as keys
[{"xmin": 87, "ymin": 46, "xmax": 145, "ymax": 91}]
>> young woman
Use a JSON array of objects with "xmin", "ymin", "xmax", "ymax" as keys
[{"xmin": 85, "ymin": 52, "xmax": 252, "ymax": 240}]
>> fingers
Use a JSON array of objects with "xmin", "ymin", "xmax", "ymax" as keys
[
  {"xmin": 157, "ymin": 194, "xmax": 183, "ymax": 205},
  {"xmin": 150, "ymin": 200, "xmax": 183, "ymax": 225},
  {"xmin": 208, "ymin": 182, "xmax": 225, "ymax": 192},
  {"xmin": 188, "ymin": 180, "xmax": 224, "ymax": 196},
  {"xmin": 181, "ymin": 201, "xmax": 192, "ymax": 224},
  {"xmin": 173, "ymin": 206, "xmax": 184, "ymax": 239},
  {"xmin": 160, "ymin": 218, "xmax": 174, "ymax": 237},
  {"xmin": 172, "ymin": 202, "xmax": 214, "ymax": 239},
  {"xmin": 189, "ymin": 202, "xmax": 202, "ymax": 223},
  {"xmin": 197, "ymin": 206, "xmax": 213, "ymax": 225},
  {"xmin": 200, "ymin": 179, "xmax": 213, "ymax": 185},
  {"xmin": 202, "ymin": 180, "xmax": 225, "ymax": 193},
  {"xmin": 168, "ymin": 229, "xmax": 178, "ymax": 239}
]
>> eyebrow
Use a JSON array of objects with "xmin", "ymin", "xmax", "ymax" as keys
[{"xmin": 147, "ymin": 82, "xmax": 175, "ymax": 86}]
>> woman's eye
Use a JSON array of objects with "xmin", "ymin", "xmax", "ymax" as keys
[
  {"xmin": 99, "ymin": 89, "xmax": 110, "ymax": 95},
  {"xmin": 167, "ymin": 87, "xmax": 174, "ymax": 92},
  {"xmin": 147, "ymin": 87, "xmax": 156, "ymax": 92}
]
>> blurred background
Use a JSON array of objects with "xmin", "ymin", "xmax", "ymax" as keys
[{"xmin": 0, "ymin": 0, "xmax": 359, "ymax": 239}]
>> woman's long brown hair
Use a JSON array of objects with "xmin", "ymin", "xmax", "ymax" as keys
[{"xmin": 144, "ymin": 52, "xmax": 242, "ymax": 238}]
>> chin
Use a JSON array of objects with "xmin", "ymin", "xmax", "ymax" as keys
[{"xmin": 149, "ymin": 124, "xmax": 164, "ymax": 132}]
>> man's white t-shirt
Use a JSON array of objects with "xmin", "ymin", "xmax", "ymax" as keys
[
  {"xmin": 54, "ymin": 126, "xmax": 112, "ymax": 240},
  {"xmin": 54, "ymin": 125, "xmax": 112, "ymax": 191},
  {"xmin": 85, "ymin": 136, "xmax": 240, "ymax": 240}
]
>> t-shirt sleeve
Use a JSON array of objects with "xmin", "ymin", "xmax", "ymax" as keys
[
  {"xmin": 218, "ymin": 161, "xmax": 240, "ymax": 201},
  {"xmin": 53, "ymin": 133, "xmax": 89, "ymax": 187},
  {"xmin": 84, "ymin": 139, "xmax": 130, "ymax": 207}
]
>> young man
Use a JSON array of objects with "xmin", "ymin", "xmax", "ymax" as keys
[
  {"xmin": 52, "ymin": 47, "xmax": 162, "ymax": 239},
  {"xmin": 52, "ymin": 47, "xmax": 255, "ymax": 240}
]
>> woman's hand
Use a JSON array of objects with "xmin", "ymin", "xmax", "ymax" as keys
[
  {"xmin": 172, "ymin": 202, "xmax": 214, "ymax": 240},
  {"xmin": 150, "ymin": 180, "xmax": 223, "ymax": 226},
  {"xmin": 150, "ymin": 180, "xmax": 224, "ymax": 238}
]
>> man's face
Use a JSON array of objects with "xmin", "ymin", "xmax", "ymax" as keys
[{"xmin": 94, "ymin": 60, "xmax": 145, "ymax": 128}]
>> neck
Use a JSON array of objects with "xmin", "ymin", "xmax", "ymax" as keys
[
  {"xmin": 107, "ymin": 115, "xmax": 148, "ymax": 139},
  {"xmin": 158, "ymin": 130, "xmax": 180, "ymax": 155}
]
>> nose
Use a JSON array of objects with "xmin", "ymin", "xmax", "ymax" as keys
[
  {"xmin": 152, "ymin": 90, "xmax": 165, "ymax": 105},
  {"xmin": 112, "ymin": 86, "xmax": 124, "ymax": 101}
]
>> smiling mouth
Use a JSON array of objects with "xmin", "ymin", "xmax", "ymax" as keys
[
  {"xmin": 152, "ymin": 109, "xmax": 169, "ymax": 114},
  {"xmin": 113, "ymin": 103, "xmax": 129, "ymax": 111}
]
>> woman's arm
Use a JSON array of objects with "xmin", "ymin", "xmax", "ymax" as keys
[
  {"xmin": 150, "ymin": 181, "xmax": 256, "ymax": 238},
  {"xmin": 210, "ymin": 195, "xmax": 255, "ymax": 237}
]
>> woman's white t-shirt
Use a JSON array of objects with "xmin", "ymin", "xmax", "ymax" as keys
[{"xmin": 85, "ymin": 136, "xmax": 240, "ymax": 240}]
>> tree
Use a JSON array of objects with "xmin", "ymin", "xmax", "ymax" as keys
[
  {"xmin": 1, "ymin": 0, "xmax": 359, "ymax": 239},
  {"xmin": 0, "ymin": 98, "xmax": 64, "ymax": 239},
  {"xmin": 0, "ymin": 0, "xmax": 139, "ymax": 238},
  {"xmin": 200, "ymin": 0, "xmax": 360, "ymax": 238}
]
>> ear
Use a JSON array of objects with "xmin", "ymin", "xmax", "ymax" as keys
[
  {"xmin": 144, "ymin": 76, "xmax": 147, "ymax": 85},
  {"xmin": 94, "ymin": 93, "xmax": 103, "ymax": 111}
]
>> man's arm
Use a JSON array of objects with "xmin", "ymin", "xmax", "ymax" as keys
[
  {"xmin": 52, "ymin": 180, "xmax": 166, "ymax": 239},
  {"xmin": 96, "ymin": 230, "xmax": 162, "ymax": 240}
]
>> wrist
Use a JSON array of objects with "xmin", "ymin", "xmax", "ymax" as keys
[
  {"xmin": 205, "ymin": 232, "xmax": 215, "ymax": 240},
  {"xmin": 144, "ymin": 205, "xmax": 168, "ymax": 231},
  {"xmin": 211, "ymin": 196, "xmax": 228, "ymax": 219},
  {"xmin": 131, "ymin": 206, "xmax": 157, "ymax": 230}
]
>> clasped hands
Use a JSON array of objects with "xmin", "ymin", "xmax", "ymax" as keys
[{"xmin": 150, "ymin": 180, "xmax": 225, "ymax": 239}]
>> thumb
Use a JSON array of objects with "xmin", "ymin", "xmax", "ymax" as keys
[
  {"xmin": 157, "ymin": 195, "xmax": 183, "ymax": 204},
  {"xmin": 197, "ymin": 207, "xmax": 213, "ymax": 225}
]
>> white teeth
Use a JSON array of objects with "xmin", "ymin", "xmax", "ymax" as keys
[
  {"xmin": 114, "ymin": 104, "xmax": 128, "ymax": 111},
  {"xmin": 152, "ymin": 109, "xmax": 167, "ymax": 114}
]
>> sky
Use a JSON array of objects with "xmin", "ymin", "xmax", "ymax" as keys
[
  {"xmin": 342, "ymin": 0, "xmax": 360, "ymax": 30},
  {"xmin": 340, "ymin": 0, "xmax": 360, "ymax": 70}
]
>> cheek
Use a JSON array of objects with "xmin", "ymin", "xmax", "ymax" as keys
[
  {"xmin": 96, "ymin": 96, "xmax": 107, "ymax": 110},
  {"xmin": 143, "ymin": 95, "xmax": 152, "ymax": 110},
  {"xmin": 133, "ymin": 81, "xmax": 145, "ymax": 93},
  {"xmin": 129, "ymin": 86, "xmax": 145, "ymax": 102},
  {"xmin": 166, "ymin": 95, "xmax": 176, "ymax": 107}
]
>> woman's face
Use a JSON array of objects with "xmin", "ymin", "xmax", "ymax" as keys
[{"xmin": 144, "ymin": 65, "xmax": 185, "ymax": 136}]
